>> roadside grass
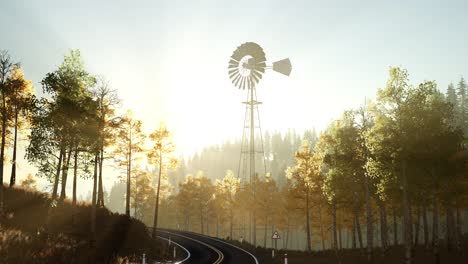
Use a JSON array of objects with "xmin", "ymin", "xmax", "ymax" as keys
[{"xmin": 226, "ymin": 236, "xmax": 467, "ymax": 264}]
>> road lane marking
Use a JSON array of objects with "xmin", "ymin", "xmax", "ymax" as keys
[
  {"xmin": 186, "ymin": 232, "xmax": 259, "ymax": 264},
  {"xmin": 160, "ymin": 230, "xmax": 224, "ymax": 264},
  {"xmin": 157, "ymin": 235, "xmax": 191, "ymax": 263}
]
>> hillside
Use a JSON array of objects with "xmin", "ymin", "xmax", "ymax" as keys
[{"xmin": 0, "ymin": 185, "xmax": 167, "ymax": 263}]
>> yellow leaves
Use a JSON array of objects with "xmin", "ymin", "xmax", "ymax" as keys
[
  {"xmin": 147, "ymin": 123, "xmax": 177, "ymax": 168},
  {"xmin": 288, "ymin": 139, "xmax": 320, "ymax": 188},
  {"xmin": 168, "ymin": 157, "xmax": 178, "ymax": 170},
  {"xmin": 285, "ymin": 166, "xmax": 294, "ymax": 180},
  {"xmin": 10, "ymin": 65, "xmax": 25, "ymax": 80},
  {"xmin": 217, "ymin": 169, "xmax": 240, "ymax": 196},
  {"xmin": 8, "ymin": 65, "xmax": 34, "ymax": 98},
  {"xmin": 20, "ymin": 173, "xmax": 37, "ymax": 190},
  {"xmin": 149, "ymin": 123, "xmax": 170, "ymax": 142}
]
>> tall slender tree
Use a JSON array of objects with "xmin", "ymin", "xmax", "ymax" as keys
[
  {"xmin": 216, "ymin": 170, "xmax": 240, "ymax": 239},
  {"xmin": 286, "ymin": 140, "xmax": 319, "ymax": 252},
  {"xmin": 456, "ymin": 77, "xmax": 468, "ymax": 133},
  {"xmin": 6, "ymin": 66, "xmax": 33, "ymax": 186},
  {"xmin": 147, "ymin": 124, "xmax": 177, "ymax": 238},
  {"xmin": 92, "ymin": 77, "xmax": 120, "ymax": 207},
  {"xmin": 0, "ymin": 50, "xmax": 19, "ymax": 216},
  {"xmin": 114, "ymin": 111, "xmax": 146, "ymax": 216}
]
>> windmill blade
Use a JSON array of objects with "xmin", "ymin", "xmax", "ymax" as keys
[
  {"xmin": 231, "ymin": 45, "xmax": 244, "ymax": 61},
  {"xmin": 228, "ymin": 68, "xmax": 239, "ymax": 76},
  {"xmin": 272, "ymin": 58, "xmax": 292, "ymax": 76},
  {"xmin": 252, "ymin": 70, "xmax": 263, "ymax": 83},
  {"xmin": 255, "ymin": 62, "xmax": 266, "ymax": 73},
  {"xmin": 251, "ymin": 71, "xmax": 260, "ymax": 84},
  {"xmin": 231, "ymin": 72, "xmax": 241, "ymax": 83},
  {"xmin": 245, "ymin": 42, "xmax": 266, "ymax": 62},
  {"xmin": 228, "ymin": 62, "xmax": 239, "ymax": 69},
  {"xmin": 229, "ymin": 71, "xmax": 240, "ymax": 81},
  {"xmin": 234, "ymin": 74, "xmax": 242, "ymax": 88},
  {"xmin": 228, "ymin": 59, "xmax": 239, "ymax": 68}
]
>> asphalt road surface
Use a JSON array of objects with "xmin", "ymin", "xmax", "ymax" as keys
[{"xmin": 156, "ymin": 229, "xmax": 259, "ymax": 264}]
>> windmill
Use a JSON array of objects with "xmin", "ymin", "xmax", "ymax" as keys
[{"xmin": 228, "ymin": 42, "xmax": 292, "ymax": 245}]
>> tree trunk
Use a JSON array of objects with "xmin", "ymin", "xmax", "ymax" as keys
[
  {"xmin": 351, "ymin": 193, "xmax": 358, "ymax": 250},
  {"xmin": 152, "ymin": 149, "xmax": 163, "ymax": 238},
  {"xmin": 402, "ymin": 160, "xmax": 412, "ymax": 264},
  {"xmin": 352, "ymin": 216, "xmax": 357, "ymax": 249},
  {"xmin": 423, "ymin": 204, "xmax": 429, "ymax": 249},
  {"xmin": 206, "ymin": 207, "xmax": 209, "ymax": 236},
  {"xmin": 338, "ymin": 225, "xmax": 343, "ymax": 249},
  {"xmin": 319, "ymin": 203, "xmax": 326, "ymax": 250},
  {"xmin": 432, "ymin": 193, "xmax": 440, "ymax": 264},
  {"xmin": 90, "ymin": 152, "xmax": 98, "ymax": 248},
  {"xmin": 230, "ymin": 206, "xmax": 233, "ymax": 239},
  {"xmin": 72, "ymin": 148, "xmax": 78, "ymax": 206},
  {"xmin": 98, "ymin": 145, "xmax": 104, "ymax": 207},
  {"xmin": 216, "ymin": 214, "xmax": 219, "ymax": 238},
  {"xmin": 393, "ymin": 205, "xmax": 398, "ymax": 246},
  {"xmin": 200, "ymin": 205, "xmax": 204, "ymax": 235},
  {"xmin": 445, "ymin": 203, "xmax": 455, "ymax": 251},
  {"xmin": 71, "ymin": 147, "xmax": 78, "ymax": 227},
  {"xmin": 305, "ymin": 186, "xmax": 312, "ymax": 252},
  {"xmin": 347, "ymin": 228, "xmax": 350, "ymax": 248},
  {"xmin": 445, "ymin": 205, "xmax": 450, "ymax": 250},
  {"xmin": 9, "ymin": 107, "xmax": 18, "ymax": 187},
  {"xmin": 249, "ymin": 212, "xmax": 252, "ymax": 243},
  {"xmin": 134, "ymin": 195, "xmax": 137, "ymax": 218},
  {"xmin": 455, "ymin": 206, "xmax": 461, "ymax": 252},
  {"xmin": 286, "ymin": 217, "xmax": 290, "ymax": 249},
  {"xmin": 263, "ymin": 216, "xmax": 268, "ymax": 248},
  {"xmin": 125, "ymin": 135, "xmax": 131, "ymax": 216},
  {"xmin": 52, "ymin": 148, "xmax": 64, "ymax": 200},
  {"xmin": 379, "ymin": 200, "xmax": 388, "ymax": 253},
  {"xmin": 0, "ymin": 93, "xmax": 7, "ymax": 216},
  {"xmin": 450, "ymin": 205, "xmax": 456, "ymax": 251},
  {"xmin": 414, "ymin": 206, "xmax": 420, "ymax": 246},
  {"xmin": 365, "ymin": 173, "xmax": 373, "ymax": 261},
  {"xmin": 60, "ymin": 147, "xmax": 72, "ymax": 200},
  {"xmin": 356, "ymin": 212, "xmax": 364, "ymax": 250},
  {"xmin": 332, "ymin": 199, "xmax": 338, "ymax": 250}
]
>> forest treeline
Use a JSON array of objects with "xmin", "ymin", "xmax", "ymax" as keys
[
  {"xmin": 2, "ymin": 48, "xmax": 468, "ymax": 264},
  {"xmin": 165, "ymin": 128, "xmax": 318, "ymax": 189},
  {"xmin": 153, "ymin": 68, "xmax": 467, "ymax": 264}
]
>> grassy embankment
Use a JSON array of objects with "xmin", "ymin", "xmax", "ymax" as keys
[
  {"xmin": 0, "ymin": 185, "xmax": 169, "ymax": 263},
  {"xmin": 227, "ymin": 235, "xmax": 467, "ymax": 264}
]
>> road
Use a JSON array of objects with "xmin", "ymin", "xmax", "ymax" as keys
[{"xmin": 156, "ymin": 229, "xmax": 259, "ymax": 264}]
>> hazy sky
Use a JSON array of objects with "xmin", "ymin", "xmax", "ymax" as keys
[{"xmin": 2, "ymin": 0, "xmax": 468, "ymax": 194}]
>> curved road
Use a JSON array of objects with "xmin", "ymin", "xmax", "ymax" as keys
[{"xmin": 156, "ymin": 229, "xmax": 259, "ymax": 264}]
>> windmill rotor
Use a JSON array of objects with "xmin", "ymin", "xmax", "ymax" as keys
[
  {"xmin": 228, "ymin": 42, "xmax": 292, "ymax": 89},
  {"xmin": 228, "ymin": 42, "xmax": 266, "ymax": 90}
]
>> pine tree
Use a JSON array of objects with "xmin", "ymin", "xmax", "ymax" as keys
[
  {"xmin": 446, "ymin": 83, "xmax": 457, "ymax": 106},
  {"xmin": 456, "ymin": 77, "xmax": 468, "ymax": 133}
]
